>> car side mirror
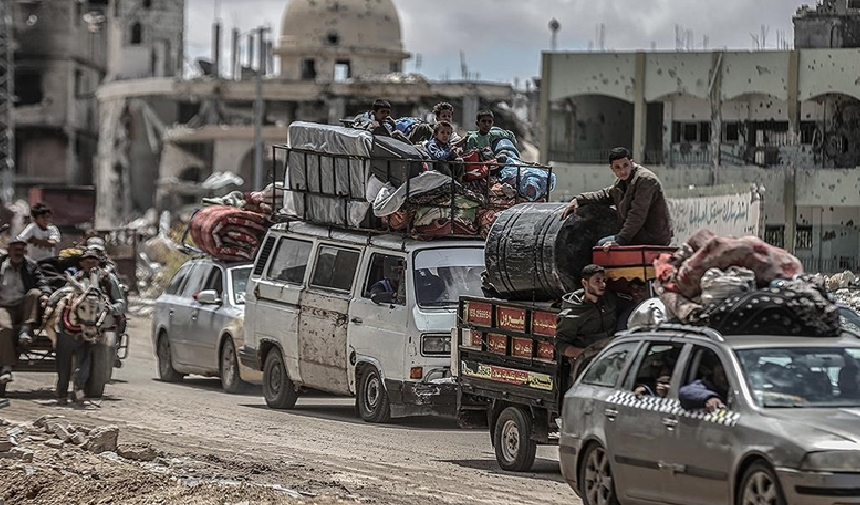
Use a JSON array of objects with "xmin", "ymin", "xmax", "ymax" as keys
[{"xmin": 195, "ymin": 290, "xmax": 222, "ymax": 305}]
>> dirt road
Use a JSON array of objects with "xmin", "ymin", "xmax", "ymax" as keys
[{"xmin": 1, "ymin": 317, "xmax": 577, "ymax": 504}]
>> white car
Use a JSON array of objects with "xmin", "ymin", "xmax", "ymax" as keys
[{"xmin": 151, "ymin": 259, "xmax": 261, "ymax": 393}]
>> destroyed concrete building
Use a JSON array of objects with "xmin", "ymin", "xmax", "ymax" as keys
[
  {"xmin": 541, "ymin": 1, "xmax": 860, "ymax": 273},
  {"xmin": 5, "ymin": 0, "xmax": 109, "ymax": 193},
  {"xmin": 94, "ymin": 0, "xmax": 516, "ymax": 229}
]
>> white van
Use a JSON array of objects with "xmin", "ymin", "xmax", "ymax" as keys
[{"xmin": 240, "ymin": 221, "xmax": 485, "ymax": 422}]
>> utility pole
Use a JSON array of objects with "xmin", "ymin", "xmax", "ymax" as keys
[
  {"xmin": 253, "ymin": 25, "xmax": 270, "ymax": 191},
  {"xmin": 0, "ymin": 1, "xmax": 15, "ymax": 205}
]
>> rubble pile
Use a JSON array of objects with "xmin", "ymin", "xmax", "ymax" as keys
[
  {"xmin": 825, "ymin": 271, "xmax": 860, "ymax": 311},
  {"xmin": 0, "ymin": 416, "xmax": 363, "ymax": 505}
]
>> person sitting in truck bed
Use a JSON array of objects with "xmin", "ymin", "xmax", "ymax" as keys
[
  {"xmin": 462, "ymin": 110, "xmax": 517, "ymax": 152},
  {"xmin": 557, "ymin": 264, "xmax": 631, "ymax": 359},
  {"xmin": 560, "ymin": 147, "xmax": 672, "ymax": 249},
  {"xmin": 353, "ymin": 99, "xmax": 410, "ymax": 143}
]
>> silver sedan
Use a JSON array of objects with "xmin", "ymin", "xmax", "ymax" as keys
[
  {"xmin": 150, "ymin": 260, "xmax": 261, "ymax": 393},
  {"xmin": 560, "ymin": 326, "xmax": 860, "ymax": 505}
]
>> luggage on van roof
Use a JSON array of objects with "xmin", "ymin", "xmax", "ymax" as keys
[{"xmin": 281, "ymin": 122, "xmax": 556, "ymax": 241}]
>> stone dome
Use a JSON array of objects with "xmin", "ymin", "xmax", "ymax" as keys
[{"xmin": 279, "ymin": 0, "xmax": 405, "ymax": 55}]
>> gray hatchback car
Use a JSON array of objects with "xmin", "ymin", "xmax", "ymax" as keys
[{"xmin": 560, "ymin": 324, "xmax": 860, "ymax": 505}]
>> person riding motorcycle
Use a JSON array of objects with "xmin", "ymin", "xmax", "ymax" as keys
[{"xmin": 54, "ymin": 250, "xmax": 126, "ymax": 406}]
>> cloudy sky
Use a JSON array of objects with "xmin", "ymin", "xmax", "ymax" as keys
[{"xmin": 186, "ymin": 0, "xmax": 800, "ymax": 82}]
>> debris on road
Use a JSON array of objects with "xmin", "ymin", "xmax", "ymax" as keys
[{"xmin": 0, "ymin": 416, "xmax": 367, "ymax": 505}]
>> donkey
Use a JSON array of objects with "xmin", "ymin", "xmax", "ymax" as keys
[{"xmin": 43, "ymin": 271, "xmax": 113, "ymax": 346}]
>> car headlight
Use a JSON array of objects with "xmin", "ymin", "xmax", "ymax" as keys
[
  {"xmin": 421, "ymin": 335, "xmax": 451, "ymax": 356},
  {"xmin": 801, "ymin": 451, "xmax": 860, "ymax": 472}
]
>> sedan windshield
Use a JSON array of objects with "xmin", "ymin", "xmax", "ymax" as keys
[
  {"xmin": 736, "ymin": 346, "xmax": 860, "ymax": 408},
  {"xmin": 230, "ymin": 266, "xmax": 252, "ymax": 305},
  {"xmin": 413, "ymin": 247, "xmax": 484, "ymax": 308}
]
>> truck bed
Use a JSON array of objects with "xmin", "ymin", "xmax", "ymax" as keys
[{"xmin": 456, "ymin": 296, "xmax": 567, "ymax": 418}]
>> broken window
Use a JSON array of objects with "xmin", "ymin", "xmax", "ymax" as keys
[
  {"xmin": 334, "ymin": 59, "xmax": 351, "ymax": 82},
  {"xmin": 301, "ymin": 59, "xmax": 317, "ymax": 80},
  {"xmin": 796, "ymin": 225, "xmax": 813, "ymax": 250},
  {"xmin": 764, "ymin": 225, "xmax": 785, "ymax": 248},
  {"xmin": 14, "ymin": 70, "xmax": 43, "ymax": 106},
  {"xmin": 130, "ymin": 22, "xmax": 142, "ymax": 45},
  {"xmin": 390, "ymin": 62, "xmax": 401, "ymax": 73},
  {"xmin": 724, "ymin": 122, "xmax": 740, "ymax": 142},
  {"xmin": 800, "ymin": 121, "xmax": 817, "ymax": 145},
  {"xmin": 682, "ymin": 123, "xmax": 698, "ymax": 142},
  {"xmin": 699, "ymin": 122, "xmax": 711, "ymax": 143}
]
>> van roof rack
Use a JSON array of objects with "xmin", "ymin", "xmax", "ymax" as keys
[{"xmin": 622, "ymin": 324, "xmax": 725, "ymax": 342}]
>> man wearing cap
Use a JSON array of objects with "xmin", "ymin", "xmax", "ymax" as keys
[
  {"xmin": 556, "ymin": 264, "xmax": 629, "ymax": 359},
  {"xmin": 0, "ymin": 238, "xmax": 51, "ymax": 385},
  {"xmin": 54, "ymin": 250, "xmax": 126, "ymax": 405}
]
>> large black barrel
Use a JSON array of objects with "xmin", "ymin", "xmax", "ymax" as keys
[{"xmin": 484, "ymin": 202, "xmax": 620, "ymax": 301}]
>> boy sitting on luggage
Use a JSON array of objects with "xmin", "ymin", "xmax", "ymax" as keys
[
  {"xmin": 425, "ymin": 121, "xmax": 464, "ymax": 178},
  {"xmin": 354, "ymin": 99, "xmax": 409, "ymax": 142},
  {"xmin": 463, "ymin": 109, "xmax": 518, "ymax": 151}
]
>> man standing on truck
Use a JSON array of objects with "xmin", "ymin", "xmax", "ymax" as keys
[
  {"xmin": 17, "ymin": 203, "xmax": 61, "ymax": 261},
  {"xmin": 0, "ymin": 238, "xmax": 51, "ymax": 385},
  {"xmin": 556, "ymin": 265, "xmax": 629, "ymax": 359},
  {"xmin": 560, "ymin": 147, "xmax": 672, "ymax": 248}
]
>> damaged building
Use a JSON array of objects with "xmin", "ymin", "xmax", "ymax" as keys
[
  {"xmin": 95, "ymin": 0, "xmax": 518, "ymax": 229},
  {"xmin": 540, "ymin": 0, "xmax": 860, "ymax": 273},
  {"xmin": 5, "ymin": 0, "xmax": 109, "ymax": 193}
]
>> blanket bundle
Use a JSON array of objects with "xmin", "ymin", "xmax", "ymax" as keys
[
  {"xmin": 654, "ymin": 230, "xmax": 839, "ymax": 337},
  {"xmin": 189, "ymin": 206, "xmax": 268, "ymax": 261}
]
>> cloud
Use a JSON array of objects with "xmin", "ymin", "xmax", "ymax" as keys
[{"xmin": 186, "ymin": 0, "xmax": 800, "ymax": 81}]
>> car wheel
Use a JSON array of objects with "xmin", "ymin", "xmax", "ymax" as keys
[
  {"xmin": 579, "ymin": 442, "xmax": 619, "ymax": 505},
  {"xmin": 219, "ymin": 338, "xmax": 249, "ymax": 394},
  {"xmin": 156, "ymin": 333, "xmax": 183, "ymax": 382},
  {"xmin": 738, "ymin": 461, "xmax": 786, "ymax": 505},
  {"xmin": 493, "ymin": 407, "xmax": 537, "ymax": 472},
  {"xmin": 262, "ymin": 349, "xmax": 298, "ymax": 409},
  {"xmin": 356, "ymin": 367, "xmax": 391, "ymax": 423}
]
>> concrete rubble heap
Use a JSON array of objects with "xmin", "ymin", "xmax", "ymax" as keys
[{"xmin": 0, "ymin": 415, "xmax": 363, "ymax": 504}]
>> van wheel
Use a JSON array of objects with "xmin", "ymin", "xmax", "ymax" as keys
[
  {"xmin": 493, "ymin": 407, "xmax": 537, "ymax": 472},
  {"xmin": 263, "ymin": 349, "xmax": 297, "ymax": 409},
  {"xmin": 579, "ymin": 442, "xmax": 619, "ymax": 505},
  {"xmin": 157, "ymin": 333, "xmax": 184, "ymax": 382},
  {"xmin": 357, "ymin": 367, "xmax": 391, "ymax": 423},
  {"xmin": 220, "ymin": 338, "xmax": 249, "ymax": 394}
]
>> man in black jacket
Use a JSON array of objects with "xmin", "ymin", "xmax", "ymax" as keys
[{"xmin": 0, "ymin": 238, "xmax": 51, "ymax": 384}]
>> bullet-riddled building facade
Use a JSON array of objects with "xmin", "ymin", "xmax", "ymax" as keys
[{"xmin": 541, "ymin": 1, "xmax": 860, "ymax": 273}]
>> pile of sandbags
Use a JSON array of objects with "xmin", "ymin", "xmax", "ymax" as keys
[
  {"xmin": 188, "ymin": 206, "xmax": 267, "ymax": 262},
  {"xmin": 654, "ymin": 229, "xmax": 840, "ymax": 337}
]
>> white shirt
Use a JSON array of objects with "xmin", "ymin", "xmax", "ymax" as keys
[{"xmin": 17, "ymin": 223, "xmax": 61, "ymax": 261}]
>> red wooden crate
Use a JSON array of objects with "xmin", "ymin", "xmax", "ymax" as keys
[
  {"xmin": 592, "ymin": 245, "xmax": 677, "ymax": 267},
  {"xmin": 532, "ymin": 311, "xmax": 556, "ymax": 336},
  {"xmin": 496, "ymin": 306, "xmax": 527, "ymax": 332},
  {"xmin": 487, "ymin": 334, "xmax": 507, "ymax": 354},
  {"xmin": 511, "ymin": 338, "xmax": 534, "ymax": 358},
  {"xmin": 465, "ymin": 301, "xmax": 492, "ymax": 326},
  {"xmin": 537, "ymin": 342, "xmax": 555, "ymax": 361}
]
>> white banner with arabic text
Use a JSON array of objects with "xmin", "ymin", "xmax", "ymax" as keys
[{"xmin": 667, "ymin": 190, "xmax": 762, "ymax": 246}]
